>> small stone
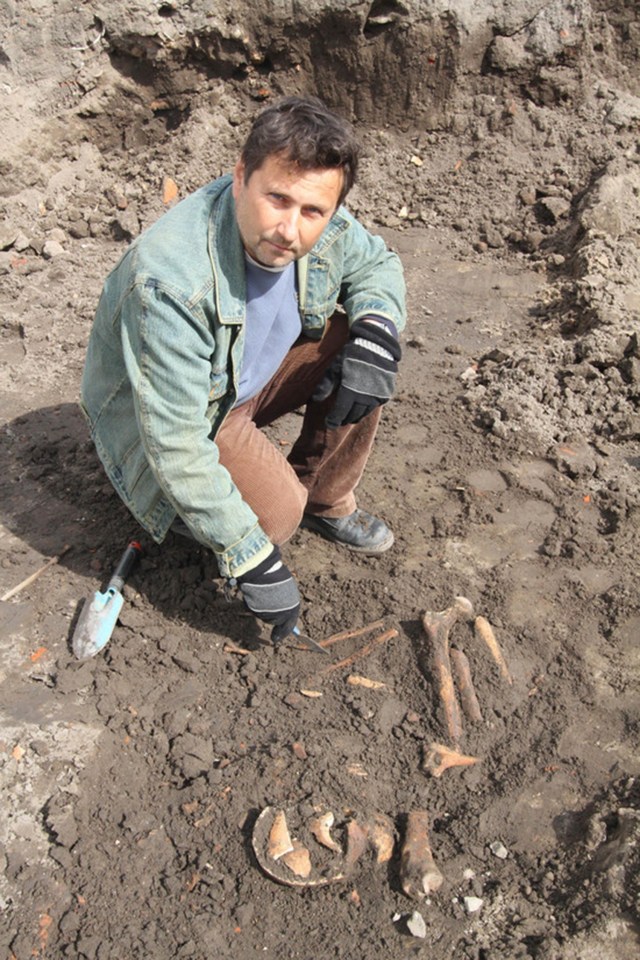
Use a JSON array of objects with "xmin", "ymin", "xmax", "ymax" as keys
[
  {"xmin": 291, "ymin": 741, "xmax": 307, "ymax": 760},
  {"xmin": 463, "ymin": 896, "xmax": 483, "ymax": 914},
  {"xmin": 540, "ymin": 196, "xmax": 571, "ymax": 222},
  {"xmin": 463, "ymin": 868, "xmax": 476, "ymax": 880},
  {"xmin": 406, "ymin": 910, "xmax": 427, "ymax": 938},
  {"xmin": 42, "ymin": 239, "xmax": 64, "ymax": 259},
  {"xmin": 48, "ymin": 227, "xmax": 67, "ymax": 244},
  {"xmin": 490, "ymin": 840, "xmax": 509, "ymax": 859},
  {"xmin": 0, "ymin": 223, "xmax": 18, "ymax": 250}
]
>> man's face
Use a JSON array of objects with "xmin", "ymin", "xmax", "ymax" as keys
[{"xmin": 232, "ymin": 152, "xmax": 343, "ymax": 268}]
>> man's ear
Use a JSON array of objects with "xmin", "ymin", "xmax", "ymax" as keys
[{"xmin": 232, "ymin": 159, "xmax": 245, "ymax": 198}]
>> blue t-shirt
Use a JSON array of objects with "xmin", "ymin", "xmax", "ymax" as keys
[{"xmin": 235, "ymin": 255, "xmax": 302, "ymax": 406}]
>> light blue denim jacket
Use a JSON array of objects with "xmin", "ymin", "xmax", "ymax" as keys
[{"xmin": 81, "ymin": 175, "xmax": 406, "ymax": 577}]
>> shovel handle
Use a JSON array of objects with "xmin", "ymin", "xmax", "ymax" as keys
[{"xmin": 107, "ymin": 540, "xmax": 143, "ymax": 592}]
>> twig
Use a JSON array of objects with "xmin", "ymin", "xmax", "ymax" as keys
[
  {"xmin": 318, "ymin": 619, "xmax": 385, "ymax": 649},
  {"xmin": 1, "ymin": 545, "xmax": 70, "ymax": 602},
  {"xmin": 223, "ymin": 642, "xmax": 252, "ymax": 656},
  {"xmin": 317, "ymin": 628, "xmax": 398, "ymax": 676}
]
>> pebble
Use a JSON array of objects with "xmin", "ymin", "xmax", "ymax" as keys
[
  {"xmin": 490, "ymin": 840, "xmax": 509, "ymax": 859},
  {"xmin": 406, "ymin": 910, "xmax": 427, "ymax": 938},
  {"xmin": 42, "ymin": 239, "xmax": 65, "ymax": 259},
  {"xmin": 463, "ymin": 896, "xmax": 484, "ymax": 914}
]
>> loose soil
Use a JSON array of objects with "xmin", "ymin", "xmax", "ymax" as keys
[{"xmin": 1, "ymin": 2, "xmax": 639, "ymax": 959}]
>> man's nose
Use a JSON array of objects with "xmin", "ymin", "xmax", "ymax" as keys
[{"xmin": 277, "ymin": 208, "xmax": 299, "ymax": 241}]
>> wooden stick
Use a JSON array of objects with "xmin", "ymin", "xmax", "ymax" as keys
[
  {"xmin": 1, "ymin": 545, "xmax": 70, "ymax": 601},
  {"xmin": 319, "ymin": 619, "xmax": 385, "ymax": 649},
  {"xmin": 450, "ymin": 647, "xmax": 483, "ymax": 722},
  {"xmin": 317, "ymin": 628, "xmax": 398, "ymax": 676},
  {"xmin": 474, "ymin": 616, "xmax": 513, "ymax": 685},
  {"xmin": 223, "ymin": 642, "xmax": 252, "ymax": 656}
]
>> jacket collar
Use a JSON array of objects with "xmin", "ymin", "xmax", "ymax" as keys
[{"xmin": 209, "ymin": 176, "xmax": 246, "ymax": 325}]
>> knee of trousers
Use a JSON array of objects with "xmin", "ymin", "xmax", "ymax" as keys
[{"xmin": 260, "ymin": 477, "xmax": 308, "ymax": 546}]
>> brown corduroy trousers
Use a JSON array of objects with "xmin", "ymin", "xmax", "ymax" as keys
[{"xmin": 214, "ymin": 313, "xmax": 382, "ymax": 545}]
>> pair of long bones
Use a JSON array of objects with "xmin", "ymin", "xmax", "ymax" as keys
[
  {"xmin": 405, "ymin": 597, "xmax": 514, "ymax": 898},
  {"xmin": 421, "ymin": 595, "xmax": 512, "ymax": 774}
]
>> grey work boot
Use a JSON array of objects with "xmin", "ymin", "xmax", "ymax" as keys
[{"xmin": 301, "ymin": 508, "xmax": 394, "ymax": 554}]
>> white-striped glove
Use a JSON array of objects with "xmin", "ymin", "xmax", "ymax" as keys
[
  {"xmin": 312, "ymin": 318, "xmax": 401, "ymax": 428},
  {"xmin": 235, "ymin": 546, "xmax": 300, "ymax": 644}
]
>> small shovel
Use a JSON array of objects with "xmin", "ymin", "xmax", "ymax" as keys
[{"xmin": 72, "ymin": 541, "xmax": 142, "ymax": 660}]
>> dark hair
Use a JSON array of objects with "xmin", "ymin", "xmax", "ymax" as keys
[{"xmin": 240, "ymin": 96, "xmax": 359, "ymax": 206}]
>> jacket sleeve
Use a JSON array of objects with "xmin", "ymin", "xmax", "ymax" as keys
[
  {"xmin": 120, "ymin": 279, "xmax": 272, "ymax": 578},
  {"xmin": 337, "ymin": 210, "xmax": 407, "ymax": 334}
]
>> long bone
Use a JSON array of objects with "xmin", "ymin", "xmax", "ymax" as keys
[
  {"xmin": 400, "ymin": 810, "xmax": 444, "ymax": 900},
  {"xmin": 421, "ymin": 596, "xmax": 474, "ymax": 746}
]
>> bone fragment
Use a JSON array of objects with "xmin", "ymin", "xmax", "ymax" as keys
[
  {"xmin": 421, "ymin": 597, "xmax": 474, "ymax": 745},
  {"xmin": 309, "ymin": 811, "xmax": 342, "ymax": 854},
  {"xmin": 474, "ymin": 616, "xmax": 513, "ymax": 685},
  {"xmin": 400, "ymin": 810, "xmax": 444, "ymax": 900},
  {"xmin": 281, "ymin": 840, "xmax": 312, "ymax": 879},
  {"xmin": 347, "ymin": 674, "xmax": 387, "ymax": 690},
  {"xmin": 450, "ymin": 647, "xmax": 483, "ymax": 723},
  {"xmin": 267, "ymin": 809, "xmax": 294, "ymax": 861},
  {"xmin": 344, "ymin": 819, "xmax": 368, "ymax": 873},
  {"xmin": 365, "ymin": 813, "xmax": 395, "ymax": 864},
  {"xmin": 423, "ymin": 742, "xmax": 480, "ymax": 778}
]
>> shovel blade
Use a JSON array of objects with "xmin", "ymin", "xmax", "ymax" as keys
[{"xmin": 72, "ymin": 588, "xmax": 124, "ymax": 660}]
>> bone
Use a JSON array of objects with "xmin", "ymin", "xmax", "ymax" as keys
[
  {"xmin": 267, "ymin": 809, "xmax": 294, "ymax": 861},
  {"xmin": 474, "ymin": 616, "xmax": 513, "ymax": 685},
  {"xmin": 281, "ymin": 840, "xmax": 312, "ymax": 879},
  {"xmin": 364, "ymin": 813, "xmax": 395, "ymax": 864},
  {"xmin": 400, "ymin": 810, "xmax": 444, "ymax": 900},
  {"xmin": 309, "ymin": 811, "xmax": 342, "ymax": 854},
  {"xmin": 450, "ymin": 647, "xmax": 483, "ymax": 723},
  {"xmin": 423, "ymin": 742, "xmax": 480, "ymax": 778},
  {"xmin": 421, "ymin": 596, "xmax": 474, "ymax": 745},
  {"xmin": 344, "ymin": 819, "xmax": 369, "ymax": 874}
]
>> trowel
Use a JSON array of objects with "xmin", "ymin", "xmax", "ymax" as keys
[{"xmin": 72, "ymin": 541, "xmax": 142, "ymax": 660}]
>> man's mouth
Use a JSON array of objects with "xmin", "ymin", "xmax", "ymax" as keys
[{"xmin": 268, "ymin": 238, "xmax": 294, "ymax": 254}]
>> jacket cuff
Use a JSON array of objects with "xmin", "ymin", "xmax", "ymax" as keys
[
  {"xmin": 361, "ymin": 314, "xmax": 399, "ymax": 340},
  {"xmin": 215, "ymin": 529, "xmax": 273, "ymax": 579}
]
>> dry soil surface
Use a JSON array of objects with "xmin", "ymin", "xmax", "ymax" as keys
[{"xmin": 0, "ymin": 3, "xmax": 639, "ymax": 959}]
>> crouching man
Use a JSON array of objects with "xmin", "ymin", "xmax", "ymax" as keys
[{"xmin": 81, "ymin": 95, "xmax": 406, "ymax": 645}]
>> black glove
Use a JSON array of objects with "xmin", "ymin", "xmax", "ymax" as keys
[
  {"xmin": 235, "ymin": 546, "xmax": 300, "ymax": 644},
  {"xmin": 312, "ymin": 318, "xmax": 401, "ymax": 428}
]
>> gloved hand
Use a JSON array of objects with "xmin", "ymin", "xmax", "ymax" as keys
[
  {"xmin": 312, "ymin": 318, "xmax": 401, "ymax": 428},
  {"xmin": 235, "ymin": 546, "xmax": 300, "ymax": 644}
]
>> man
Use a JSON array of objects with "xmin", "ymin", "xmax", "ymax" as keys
[{"xmin": 81, "ymin": 96, "xmax": 406, "ymax": 646}]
